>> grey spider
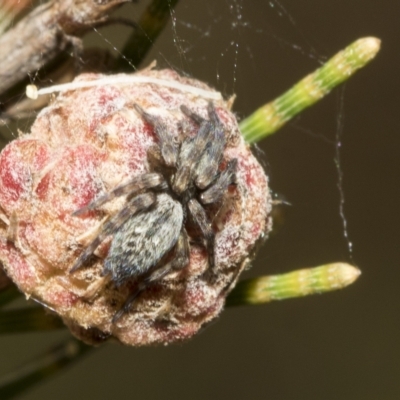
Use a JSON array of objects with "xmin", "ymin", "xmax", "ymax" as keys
[{"xmin": 70, "ymin": 102, "xmax": 237, "ymax": 321}]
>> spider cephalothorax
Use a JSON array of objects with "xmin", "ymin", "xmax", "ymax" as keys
[{"xmin": 70, "ymin": 102, "xmax": 237, "ymax": 320}]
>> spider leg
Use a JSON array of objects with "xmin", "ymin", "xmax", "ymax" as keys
[
  {"xmin": 192, "ymin": 102, "xmax": 227, "ymax": 189},
  {"xmin": 146, "ymin": 145, "xmax": 164, "ymax": 169},
  {"xmin": 133, "ymin": 104, "xmax": 178, "ymax": 167},
  {"xmin": 193, "ymin": 123, "xmax": 226, "ymax": 189},
  {"xmin": 70, "ymin": 192, "xmax": 156, "ymax": 273},
  {"xmin": 172, "ymin": 134, "xmax": 198, "ymax": 194},
  {"xmin": 177, "ymin": 102, "xmax": 227, "ymax": 191},
  {"xmin": 200, "ymin": 159, "xmax": 237, "ymax": 204},
  {"xmin": 189, "ymin": 120, "xmax": 215, "ymax": 158},
  {"xmin": 173, "ymin": 120, "xmax": 214, "ymax": 194},
  {"xmin": 188, "ymin": 198, "xmax": 215, "ymax": 269},
  {"xmin": 73, "ymin": 173, "xmax": 164, "ymax": 216},
  {"xmin": 206, "ymin": 101, "xmax": 221, "ymax": 125},
  {"xmin": 181, "ymin": 101, "xmax": 220, "ymax": 126},
  {"xmin": 180, "ymin": 104, "xmax": 205, "ymax": 124},
  {"xmin": 112, "ymin": 231, "xmax": 190, "ymax": 323}
]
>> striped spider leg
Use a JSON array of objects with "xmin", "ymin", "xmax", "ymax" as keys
[{"xmin": 72, "ymin": 102, "xmax": 238, "ymax": 321}]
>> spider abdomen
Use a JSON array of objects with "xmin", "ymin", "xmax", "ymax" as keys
[{"xmin": 103, "ymin": 193, "xmax": 183, "ymax": 286}]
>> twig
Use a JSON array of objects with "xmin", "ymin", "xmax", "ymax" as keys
[
  {"xmin": 0, "ymin": 338, "xmax": 91, "ymax": 400},
  {"xmin": 0, "ymin": 0, "xmax": 129, "ymax": 97},
  {"xmin": 117, "ymin": 0, "xmax": 180, "ymax": 70}
]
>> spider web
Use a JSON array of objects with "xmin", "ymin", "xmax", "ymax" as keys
[
  {"xmin": 0, "ymin": 0, "xmax": 354, "ymax": 271},
  {"xmin": 106, "ymin": 0, "xmax": 354, "ymax": 266}
]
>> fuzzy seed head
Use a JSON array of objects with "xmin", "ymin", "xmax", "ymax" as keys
[{"xmin": 0, "ymin": 68, "xmax": 272, "ymax": 346}]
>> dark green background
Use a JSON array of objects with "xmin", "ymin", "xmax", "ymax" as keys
[{"xmin": 1, "ymin": 1, "xmax": 399, "ymax": 399}]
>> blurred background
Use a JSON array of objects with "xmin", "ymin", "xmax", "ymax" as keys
[{"xmin": 0, "ymin": 0, "xmax": 399, "ymax": 399}]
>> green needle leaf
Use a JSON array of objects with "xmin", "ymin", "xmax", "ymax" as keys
[
  {"xmin": 226, "ymin": 262, "xmax": 361, "ymax": 306},
  {"xmin": 0, "ymin": 307, "xmax": 64, "ymax": 334},
  {"xmin": 0, "ymin": 286, "xmax": 21, "ymax": 309},
  {"xmin": 0, "ymin": 338, "xmax": 91, "ymax": 400},
  {"xmin": 117, "ymin": 0, "xmax": 180, "ymax": 70},
  {"xmin": 240, "ymin": 37, "xmax": 381, "ymax": 143}
]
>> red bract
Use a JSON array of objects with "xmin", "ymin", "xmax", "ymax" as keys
[{"xmin": 0, "ymin": 69, "xmax": 272, "ymax": 346}]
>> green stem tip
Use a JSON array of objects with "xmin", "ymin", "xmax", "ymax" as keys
[
  {"xmin": 240, "ymin": 37, "xmax": 381, "ymax": 143},
  {"xmin": 227, "ymin": 262, "xmax": 361, "ymax": 306}
]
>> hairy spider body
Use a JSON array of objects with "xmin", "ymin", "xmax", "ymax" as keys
[
  {"xmin": 71, "ymin": 102, "xmax": 237, "ymax": 318},
  {"xmin": 105, "ymin": 193, "xmax": 184, "ymax": 286}
]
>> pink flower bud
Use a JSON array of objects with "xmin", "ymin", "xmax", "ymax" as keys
[{"xmin": 0, "ymin": 69, "xmax": 272, "ymax": 346}]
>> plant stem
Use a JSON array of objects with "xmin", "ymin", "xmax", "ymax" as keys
[
  {"xmin": 116, "ymin": 0, "xmax": 180, "ymax": 70},
  {"xmin": 226, "ymin": 263, "xmax": 360, "ymax": 306},
  {"xmin": 0, "ymin": 338, "xmax": 91, "ymax": 399},
  {"xmin": 240, "ymin": 37, "xmax": 381, "ymax": 143},
  {"xmin": 0, "ymin": 307, "xmax": 64, "ymax": 334}
]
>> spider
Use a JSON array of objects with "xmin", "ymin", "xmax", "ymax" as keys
[{"xmin": 70, "ymin": 102, "xmax": 237, "ymax": 321}]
